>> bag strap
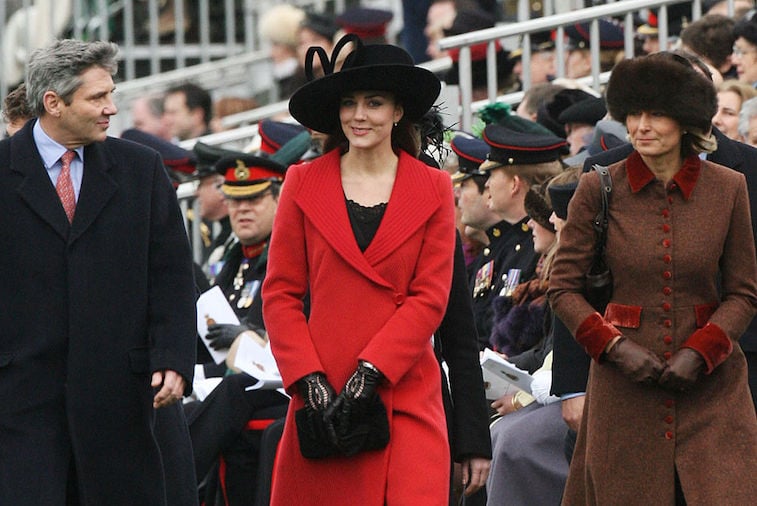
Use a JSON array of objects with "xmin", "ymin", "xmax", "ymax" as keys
[{"xmin": 592, "ymin": 164, "xmax": 612, "ymax": 256}]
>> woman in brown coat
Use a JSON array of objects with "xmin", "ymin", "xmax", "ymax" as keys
[{"xmin": 549, "ymin": 52, "xmax": 757, "ymax": 505}]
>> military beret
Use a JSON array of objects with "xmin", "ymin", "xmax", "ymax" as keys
[
  {"xmin": 558, "ymin": 96, "xmax": 607, "ymax": 126},
  {"xmin": 258, "ymin": 119, "xmax": 307, "ymax": 155},
  {"xmin": 480, "ymin": 124, "xmax": 567, "ymax": 170},
  {"xmin": 508, "ymin": 31, "xmax": 555, "ymax": 60},
  {"xmin": 301, "ymin": 11, "xmax": 338, "ymax": 41},
  {"xmin": 336, "ymin": 7, "xmax": 393, "ymax": 41},
  {"xmin": 637, "ymin": 5, "xmax": 691, "ymax": 39},
  {"xmin": 450, "ymin": 135, "xmax": 489, "ymax": 183},
  {"xmin": 215, "ymin": 155, "xmax": 286, "ymax": 199},
  {"xmin": 120, "ymin": 128, "xmax": 197, "ymax": 181},
  {"xmin": 566, "ymin": 19, "xmax": 625, "ymax": 50},
  {"xmin": 537, "ymin": 88, "xmax": 597, "ymax": 138},
  {"xmin": 192, "ymin": 141, "xmax": 246, "ymax": 179}
]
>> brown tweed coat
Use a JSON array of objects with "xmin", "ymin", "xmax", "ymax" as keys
[{"xmin": 549, "ymin": 151, "xmax": 757, "ymax": 505}]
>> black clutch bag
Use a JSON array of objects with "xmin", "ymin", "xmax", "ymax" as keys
[
  {"xmin": 295, "ymin": 406, "xmax": 340, "ymax": 459},
  {"xmin": 295, "ymin": 395, "xmax": 390, "ymax": 459},
  {"xmin": 333, "ymin": 395, "xmax": 390, "ymax": 457},
  {"xmin": 586, "ymin": 165, "xmax": 613, "ymax": 313}
]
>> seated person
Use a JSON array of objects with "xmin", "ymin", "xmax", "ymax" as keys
[
  {"xmin": 186, "ymin": 155, "xmax": 291, "ymax": 505},
  {"xmin": 486, "ymin": 168, "xmax": 580, "ymax": 506}
]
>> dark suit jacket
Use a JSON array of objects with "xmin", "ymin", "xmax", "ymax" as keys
[
  {"xmin": 436, "ymin": 233, "xmax": 493, "ymax": 462},
  {"xmin": 553, "ymin": 127, "xmax": 757, "ymax": 396},
  {"xmin": 0, "ymin": 120, "xmax": 196, "ymax": 504}
]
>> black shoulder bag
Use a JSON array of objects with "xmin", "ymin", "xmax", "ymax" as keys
[{"xmin": 585, "ymin": 164, "xmax": 613, "ymax": 312}]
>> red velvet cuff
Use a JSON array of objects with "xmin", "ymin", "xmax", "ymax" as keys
[
  {"xmin": 682, "ymin": 322, "xmax": 733, "ymax": 374},
  {"xmin": 575, "ymin": 312, "xmax": 623, "ymax": 362}
]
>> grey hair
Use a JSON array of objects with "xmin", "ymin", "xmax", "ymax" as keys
[
  {"xmin": 739, "ymin": 96, "xmax": 757, "ymax": 139},
  {"xmin": 26, "ymin": 39, "xmax": 119, "ymax": 116}
]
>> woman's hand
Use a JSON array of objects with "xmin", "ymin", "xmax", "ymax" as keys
[
  {"xmin": 604, "ymin": 337, "xmax": 667, "ymax": 384},
  {"xmin": 490, "ymin": 393, "xmax": 520, "ymax": 417},
  {"xmin": 658, "ymin": 348, "xmax": 705, "ymax": 391}
]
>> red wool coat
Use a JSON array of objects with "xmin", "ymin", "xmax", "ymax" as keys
[
  {"xmin": 549, "ymin": 152, "xmax": 757, "ymax": 505},
  {"xmin": 263, "ymin": 149, "xmax": 456, "ymax": 505}
]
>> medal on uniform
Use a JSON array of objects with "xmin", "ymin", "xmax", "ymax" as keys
[
  {"xmin": 473, "ymin": 260, "xmax": 494, "ymax": 298},
  {"xmin": 237, "ymin": 279, "xmax": 261, "ymax": 309}
]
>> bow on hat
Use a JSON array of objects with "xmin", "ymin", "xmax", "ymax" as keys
[{"xmin": 303, "ymin": 33, "xmax": 360, "ymax": 81}]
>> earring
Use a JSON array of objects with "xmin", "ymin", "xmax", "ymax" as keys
[{"xmin": 394, "ymin": 122, "xmax": 398, "ymax": 127}]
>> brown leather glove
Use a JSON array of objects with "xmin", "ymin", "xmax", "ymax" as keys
[
  {"xmin": 604, "ymin": 337, "xmax": 667, "ymax": 384},
  {"xmin": 658, "ymin": 348, "xmax": 705, "ymax": 392}
]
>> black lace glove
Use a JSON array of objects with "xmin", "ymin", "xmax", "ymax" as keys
[
  {"xmin": 605, "ymin": 337, "xmax": 667, "ymax": 385},
  {"xmin": 658, "ymin": 348, "xmax": 705, "ymax": 392},
  {"xmin": 297, "ymin": 372, "xmax": 338, "ymax": 413},
  {"xmin": 325, "ymin": 361, "xmax": 387, "ymax": 455},
  {"xmin": 206, "ymin": 323, "xmax": 249, "ymax": 350},
  {"xmin": 294, "ymin": 372, "xmax": 339, "ymax": 459}
]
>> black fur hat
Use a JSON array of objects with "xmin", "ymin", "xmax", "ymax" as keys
[{"xmin": 605, "ymin": 53, "xmax": 717, "ymax": 133}]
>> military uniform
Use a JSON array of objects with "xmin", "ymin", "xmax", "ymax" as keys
[
  {"xmin": 472, "ymin": 121, "xmax": 567, "ymax": 350},
  {"xmin": 470, "ymin": 218, "xmax": 538, "ymax": 349},
  {"xmin": 213, "ymin": 239, "xmax": 268, "ymax": 326},
  {"xmin": 188, "ymin": 154, "xmax": 290, "ymax": 506}
]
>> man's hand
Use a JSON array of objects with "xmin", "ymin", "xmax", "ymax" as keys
[
  {"xmin": 461, "ymin": 457, "xmax": 491, "ymax": 496},
  {"xmin": 152, "ymin": 370, "xmax": 186, "ymax": 408},
  {"xmin": 561, "ymin": 395, "xmax": 585, "ymax": 432},
  {"xmin": 206, "ymin": 323, "xmax": 249, "ymax": 350}
]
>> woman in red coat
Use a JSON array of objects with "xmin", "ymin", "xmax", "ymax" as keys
[
  {"xmin": 262, "ymin": 34, "xmax": 456, "ymax": 505},
  {"xmin": 549, "ymin": 53, "xmax": 757, "ymax": 504}
]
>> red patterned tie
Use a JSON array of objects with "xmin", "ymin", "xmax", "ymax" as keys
[{"xmin": 56, "ymin": 150, "xmax": 76, "ymax": 223}]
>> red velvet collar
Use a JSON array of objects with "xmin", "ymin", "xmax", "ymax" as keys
[{"xmin": 626, "ymin": 150, "xmax": 701, "ymax": 200}]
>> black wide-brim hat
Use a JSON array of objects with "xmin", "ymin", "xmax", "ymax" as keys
[{"xmin": 288, "ymin": 34, "xmax": 441, "ymax": 134}]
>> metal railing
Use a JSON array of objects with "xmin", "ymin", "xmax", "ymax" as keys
[
  {"xmin": 437, "ymin": 0, "xmax": 705, "ymax": 131},
  {"xmin": 0, "ymin": 0, "xmax": 368, "ymax": 104}
]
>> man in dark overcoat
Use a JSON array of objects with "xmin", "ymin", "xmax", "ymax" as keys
[{"xmin": 0, "ymin": 40, "xmax": 196, "ymax": 504}]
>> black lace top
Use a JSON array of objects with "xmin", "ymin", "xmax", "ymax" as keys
[{"xmin": 346, "ymin": 198, "xmax": 387, "ymax": 252}]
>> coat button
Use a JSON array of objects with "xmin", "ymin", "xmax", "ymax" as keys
[
  {"xmin": 392, "ymin": 293, "xmax": 406, "ymax": 305},
  {"xmin": 662, "ymin": 271, "xmax": 672, "ymax": 280},
  {"xmin": 665, "ymin": 431, "xmax": 674, "ymax": 440},
  {"xmin": 667, "ymin": 196, "xmax": 674, "ymax": 204},
  {"xmin": 663, "ymin": 319, "xmax": 672, "ymax": 327},
  {"xmin": 662, "ymin": 239, "xmax": 671, "ymax": 248},
  {"xmin": 663, "ymin": 254, "xmax": 672, "ymax": 263},
  {"xmin": 662, "ymin": 302, "xmax": 672, "ymax": 312},
  {"xmin": 663, "ymin": 351, "xmax": 673, "ymax": 360},
  {"xmin": 664, "ymin": 335, "xmax": 673, "ymax": 345},
  {"xmin": 664, "ymin": 415, "xmax": 674, "ymax": 424},
  {"xmin": 663, "ymin": 286, "xmax": 672, "ymax": 295},
  {"xmin": 662, "ymin": 224, "xmax": 671, "ymax": 233},
  {"xmin": 662, "ymin": 209, "xmax": 670, "ymax": 218},
  {"xmin": 665, "ymin": 399, "xmax": 675, "ymax": 408}
]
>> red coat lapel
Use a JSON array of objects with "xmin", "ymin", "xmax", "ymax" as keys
[
  {"xmin": 294, "ymin": 150, "xmax": 443, "ymax": 287},
  {"xmin": 364, "ymin": 151, "xmax": 441, "ymax": 265}
]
